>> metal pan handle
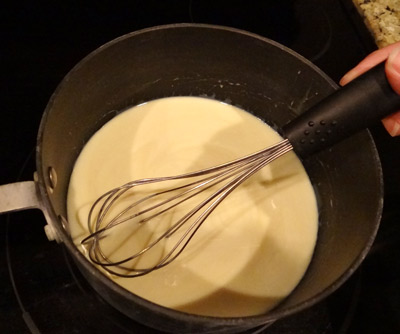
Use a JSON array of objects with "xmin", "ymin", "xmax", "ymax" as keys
[
  {"xmin": 0, "ymin": 181, "xmax": 41, "ymax": 213},
  {"xmin": 0, "ymin": 180, "xmax": 61, "ymax": 242}
]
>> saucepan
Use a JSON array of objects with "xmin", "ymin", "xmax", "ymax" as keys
[{"xmin": 0, "ymin": 24, "xmax": 382, "ymax": 333}]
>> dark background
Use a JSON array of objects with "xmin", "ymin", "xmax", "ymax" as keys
[{"xmin": 1, "ymin": 1, "xmax": 400, "ymax": 333}]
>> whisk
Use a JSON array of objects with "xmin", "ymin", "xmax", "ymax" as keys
[{"xmin": 81, "ymin": 62, "xmax": 400, "ymax": 278}]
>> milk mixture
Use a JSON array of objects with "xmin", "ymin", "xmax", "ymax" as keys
[{"xmin": 67, "ymin": 96, "xmax": 318, "ymax": 317}]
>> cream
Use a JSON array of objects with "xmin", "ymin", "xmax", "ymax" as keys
[{"xmin": 67, "ymin": 96, "xmax": 318, "ymax": 317}]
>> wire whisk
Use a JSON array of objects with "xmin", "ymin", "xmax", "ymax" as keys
[
  {"xmin": 81, "ymin": 139, "xmax": 293, "ymax": 277},
  {"xmin": 81, "ymin": 62, "xmax": 400, "ymax": 278}
]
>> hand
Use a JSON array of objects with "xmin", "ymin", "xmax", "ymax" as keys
[{"xmin": 340, "ymin": 42, "xmax": 400, "ymax": 137}]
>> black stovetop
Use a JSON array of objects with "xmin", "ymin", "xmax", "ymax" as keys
[{"xmin": 1, "ymin": 1, "xmax": 400, "ymax": 333}]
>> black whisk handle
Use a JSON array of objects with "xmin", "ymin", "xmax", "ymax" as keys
[{"xmin": 281, "ymin": 61, "xmax": 400, "ymax": 158}]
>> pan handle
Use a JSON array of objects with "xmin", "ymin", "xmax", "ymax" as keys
[
  {"xmin": 0, "ymin": 181, "xmax": 41, "ymax": 213},
  {"xmin": 0, "ymin": 180, "xmax": 61, "ymax": 242}
]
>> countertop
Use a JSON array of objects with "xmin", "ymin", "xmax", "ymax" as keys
[{"xmin": 353, "ymin": 0, "xmax": 400, "ymax": 47}]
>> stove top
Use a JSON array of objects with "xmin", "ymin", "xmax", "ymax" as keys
[{"xmin": 1, "ymin": 1, "xmax": 400, "ymax": 333}]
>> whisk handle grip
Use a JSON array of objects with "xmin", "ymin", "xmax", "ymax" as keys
[{"xmin": 282, "ymin": 62, "xmax": 400, "ymax": 158}]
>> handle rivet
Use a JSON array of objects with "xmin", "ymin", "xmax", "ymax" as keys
[{"xmin": 47, "ymin": 167, "xmax": 57, "ymax": 193}]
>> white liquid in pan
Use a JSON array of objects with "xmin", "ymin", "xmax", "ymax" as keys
[{"xmin": 67, "ymin": 96, "xmax": 318, "ymax": 317}]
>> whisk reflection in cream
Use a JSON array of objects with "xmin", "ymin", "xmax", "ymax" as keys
[{"xmin": 80, "ymin": 139, "xmax": 293, "ymax": 278}]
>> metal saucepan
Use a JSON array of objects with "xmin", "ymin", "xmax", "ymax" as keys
[{"xmin": 0, "ymin": 24, "xmax": 382, "ymax": 333}]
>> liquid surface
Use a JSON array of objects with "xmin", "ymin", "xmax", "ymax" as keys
[{"xmin": 67, "ymin": 96, "xmax": 318, "ymax": 317}]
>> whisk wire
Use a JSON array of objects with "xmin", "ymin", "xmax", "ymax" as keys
[{"xmin": 81, "ymin": 139, "xmax": 293, "ymax": 277}]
